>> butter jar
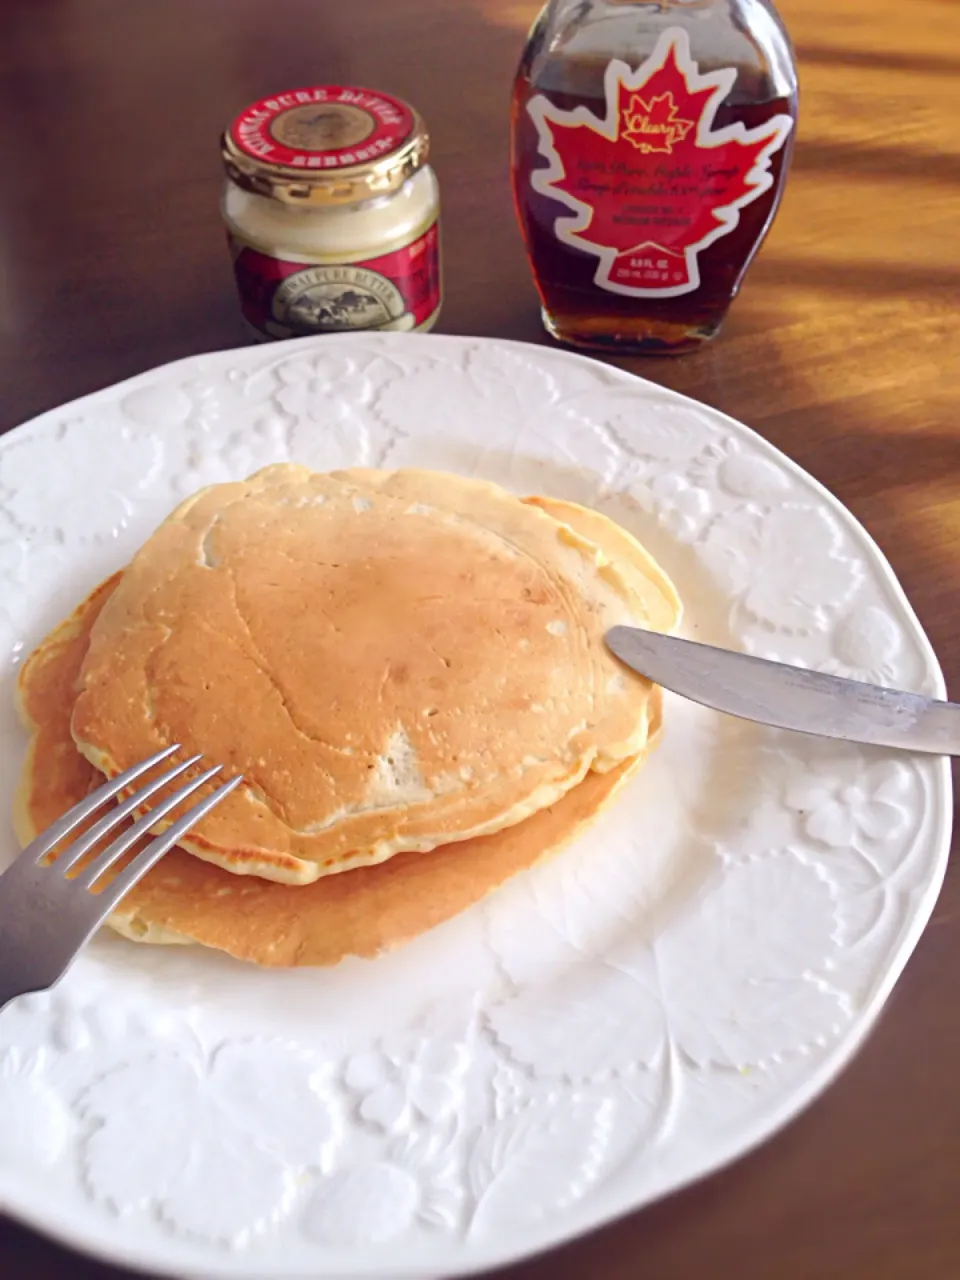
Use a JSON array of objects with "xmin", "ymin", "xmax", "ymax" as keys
[{"xmin": 221, "ymin": 86, "xmax": 442, "ymax": 340}]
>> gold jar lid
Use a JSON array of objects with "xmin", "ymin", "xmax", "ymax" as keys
[{"xmin": 222, "ymin": 86, "xmax": 430, "ymax": 206}]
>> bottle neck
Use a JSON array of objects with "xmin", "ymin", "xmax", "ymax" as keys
[
  {"xmin": 549, "ymin": 0, "xmax": 716, "ymax": 11},
  {"xmin": 529, "ymin": 0, "xmax": 795, "ymax": 102}
]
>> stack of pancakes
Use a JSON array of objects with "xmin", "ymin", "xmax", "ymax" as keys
[{"xmin": 14, "ymin": 466, "xmax": 681, "ymax": 967}]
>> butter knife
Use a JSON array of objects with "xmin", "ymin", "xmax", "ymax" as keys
[{"xmin": 605, "ymin": 626, "xmax": 958, "ymax": 756}]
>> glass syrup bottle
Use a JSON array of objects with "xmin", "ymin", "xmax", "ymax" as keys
[{"xmin": 511, "ymin": 0, "xmax": 798, "ymax": 354}]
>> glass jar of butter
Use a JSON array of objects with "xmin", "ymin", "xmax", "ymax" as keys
[{"xmin": 221, "ymin": 86, "xmax": 441, "ymax": 341}]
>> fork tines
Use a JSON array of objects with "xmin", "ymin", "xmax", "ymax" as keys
[{"xmin": 28, "ymin": 745, "xmax": 243, "ymax": 898}]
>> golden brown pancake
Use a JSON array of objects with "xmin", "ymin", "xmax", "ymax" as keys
[
  {"xmin": 71, "ymin": 468, "xmax": 676, "ymax": 884},
  {"xmin": 15, "ymin": 574, "xmax": 653, "ymax": 968},
  {"xmin": 523, "ymin": 495, "xmax": 681, "ymax": 636}
]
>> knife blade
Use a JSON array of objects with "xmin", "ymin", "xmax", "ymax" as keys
[{"xmin": 605, "ymin": 626, "xmax": 958, "ymax": 756}]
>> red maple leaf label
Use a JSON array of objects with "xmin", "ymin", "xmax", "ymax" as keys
[{"xmin": 526, "ymin": 29, "xmax": 793, "ymax": 296}]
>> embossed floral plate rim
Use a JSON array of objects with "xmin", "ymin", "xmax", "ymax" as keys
[{"xmin": 0, "ymin": 333, "xmax": 952, "ymax": 1279}]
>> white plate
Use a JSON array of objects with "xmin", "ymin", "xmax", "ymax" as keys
[{"xmin": 0, "ymin": 334, "xmax": 951, "ymax": 1278}]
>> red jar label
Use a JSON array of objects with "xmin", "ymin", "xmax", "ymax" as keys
[
  {"xmin": 228, "ymin": 222, "xmax": 442, "ymax": 339},
  {"xmin": 526, "ymin": 28, "xmax": 793, "ymax": 297}
]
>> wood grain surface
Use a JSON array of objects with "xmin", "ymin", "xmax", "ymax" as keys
[{"xmin": 1, "ymin": 0, "xmax": 958, "ymax": 1276}]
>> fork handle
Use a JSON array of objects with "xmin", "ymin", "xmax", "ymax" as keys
[{"xmin": 0, "ymin": 979, "xmax": 41, "ymax": 1014}]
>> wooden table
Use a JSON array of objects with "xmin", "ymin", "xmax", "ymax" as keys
[{"xmin": 1, "ymin": 0, "xmax": 957, "ymax": 1275}]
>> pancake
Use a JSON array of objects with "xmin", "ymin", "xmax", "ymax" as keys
[
  {"xmin": 523, "ymin": 495, "xmax": 681, "ymax": 636},
  {"xmin": 70, "ymin": 467, "xmax": 677, "ymax": 884},
  {"xmin": 15, "ymin": 573, "xmax": 654, "ymax": 968}
]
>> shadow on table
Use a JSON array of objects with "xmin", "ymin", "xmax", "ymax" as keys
[{"xmin": 796, "ymin": 42, "xmax": 960, "ymax": 78}]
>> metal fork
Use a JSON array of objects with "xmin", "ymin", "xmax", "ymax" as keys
[{"xmin": 0, "ymin": 745, "xmax": 242, "ymax": 1011}]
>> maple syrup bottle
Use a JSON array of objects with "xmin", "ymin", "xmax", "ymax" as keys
[{"xmin": 511, "ymin": 0, "xmax": 798, "ymax": 354}]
